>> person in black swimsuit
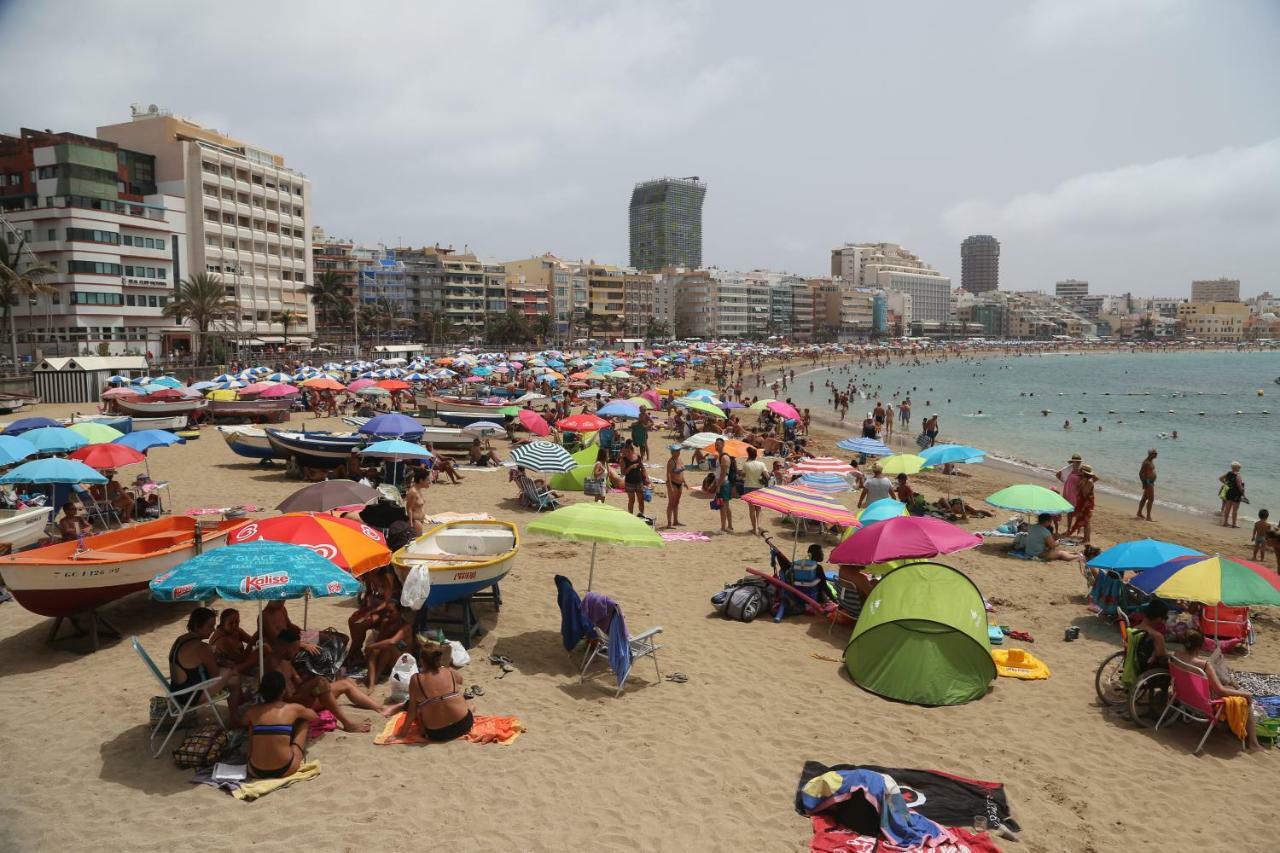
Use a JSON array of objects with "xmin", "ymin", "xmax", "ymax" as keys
[
  {"xmin": 664, "ymin": 444, "xmax": 686, "ymax": 529},
  {"xmin": 168, "ymin": 607, "xmax": 242, "ymax": 722},
  {"xmin": 243, "ymin": 671, "xmax": 316, "ymax": 779},
  {"xmin": 399, "ymin": 643, "xmax": 473, "ymax": 743}
]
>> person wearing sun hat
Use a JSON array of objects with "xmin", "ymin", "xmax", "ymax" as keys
[
  {"xmin": 1056, "ymin": 452, "xmax": 1083, "ymax": 533},
  {"xmin": 1066, "ymin": 464, "xmax": 1097, "ymax": 544}
]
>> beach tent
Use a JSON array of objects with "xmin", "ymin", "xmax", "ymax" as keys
[
  {"xmin": 844, "ymin": 561, "xmax": 995, "ymax": 706},
  {"xmin": 549, "ymin": 445, "xmax": 599, "ymax": 492}
]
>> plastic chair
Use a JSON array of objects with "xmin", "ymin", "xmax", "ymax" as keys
[
  {"xmin": 132, "ymin": 636, "xmax": 228, "ymax": 758},
  {"xmin": 518, "ymin": 476, "xmax": 560, "ymax": 512},
  {"xmin": 1197, "ymin": 604, "xmax": 1253, "ymax": 656},
  {"xmin": 1154, "ymin": 657, "xmax": 1226, "ymax": 754}
]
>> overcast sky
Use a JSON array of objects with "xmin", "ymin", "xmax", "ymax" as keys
[{"xmin": 2, "ymin": 0, "xmax": 1278, "ymax": 297}]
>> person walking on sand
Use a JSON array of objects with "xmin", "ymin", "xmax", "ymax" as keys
[
  {"xmin": 1220, "ymin": 462, "xmax": 1246, "ymax": 528},
  {"xmin": 1136, "ymin": 449, "xmax": 1157, "ymax": 521},
  {"xmin": 664, "ymin": 445, "xmax": 686, "ymax": 528}
]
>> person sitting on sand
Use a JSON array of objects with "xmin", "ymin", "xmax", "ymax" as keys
[
  {"xmin": 269, "ymin": 627, "xmax": 388, "ymax": 732},
  {"xmin": 1022, "ymin": 513, "xmax": 1083, "ymax": 564},
  {"xmin": 244, "ymin": 670, "xmax": 317, "ymax": 779},
  {"xmin": 209, "ymin": 608, "xmax": 257, "ymax": 674},
  {"xmin": 169, "ymin": 607, "xmax": 242, "ymax": 722},
  {"xmin": 425, "ymin": 447, "xmax": 463, "ymax": 484},
  {"xmin": 362, "ymin": 607, "xmax": 415, "ymax": 690},
  {"xmin": 57, "ymin": 501, "xmax": 90, "ymax": 541},
  {"xmin": 348, "ymin": 567, "xmax": 398, "ymax": 665},
  {"xmin": 468, "ymin": 438, "xmax": 500, "ymax": 467},
  {"xmin": 396, "ymin": 641, "xmax": 474, "ymax": 743}
]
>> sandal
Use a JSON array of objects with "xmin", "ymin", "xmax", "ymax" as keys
[
  {"xmin": 463, "ymin": 686, "xmax": 476, "ymax": 700},
  {"xmin": 497, "ymin": 663, "xmax": 515, "ymax": 679},
  {"xmin": 487, "ymin": 654, "xmax": 512, "ymax": 666},
  {"xmin": 470, "ymin": 685, "xmax": 485, "ymax": 697},
  {"xmin": 664, "ymin": 672, "xmax": 688, "ymax": 683}
]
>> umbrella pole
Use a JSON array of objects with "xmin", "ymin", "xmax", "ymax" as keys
[
  {"xmin": 303, "ymin": 589, "xmax": 310, "ymax": 630},
  {"xmin": 587, "ymin": 542, "xmax": 598, "ymax": 591},
  {"xmin": 792, "ymin": 520, "xmax": 800, "ymax": 561},
  {"xmin": 257, "ymin": 599, "xmax": 265, "ymax": 679}
]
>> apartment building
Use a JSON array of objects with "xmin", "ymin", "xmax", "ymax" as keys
[
  {"xmin": 1178, "ymin": 301, "xmax": 1247, "ymax": 341},
  {"xmin": 583, "ymin": 262, "xmax": 653, "ymax": 337},
  {"xmin": 503, "ymin": 253, "xmax": 587, "ymax": 338},
  {"xmin": 831, "ymin": 242, "xmax": 952, "ymax": 323},
  {"xmin": 1191, "ymin": 277, "xmax": 1240, "ymax": 303},
  {"xmin": 310, "ymin": 227, "xmax": 358, "ymax": 312},
  {"xmin": 98, "ymin": 106, "xmax": 314, "ymax": 348},
  {"xmin": 0, "ymin": 127, "xmax": 188, "ymax": 358}
]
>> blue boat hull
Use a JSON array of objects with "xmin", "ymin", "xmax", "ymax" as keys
[{"xmin": 424, "ymin": 571, "xmax": 511, "ymax": 607}]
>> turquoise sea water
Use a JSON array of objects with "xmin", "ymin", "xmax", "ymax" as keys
[{"xmin": 792, "ymin": 350, "xmax": 1280, "ymax": 521}]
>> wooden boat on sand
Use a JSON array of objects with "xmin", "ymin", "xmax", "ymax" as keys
[
  {"xmin": 218, "ymin": 425, "xmax": 280, "ymax": 460},
  {"xmin": 391, "ymin": 520, "xmax": 519, "ymax": 608},
  {"xmin": 0, "ymin": 506, "xmax": 55, "ymax": 550}
]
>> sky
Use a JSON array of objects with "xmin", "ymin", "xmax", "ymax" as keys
[{"xmin": 2, "ymin": 0, "xmax": 1278, "ymax": 297}]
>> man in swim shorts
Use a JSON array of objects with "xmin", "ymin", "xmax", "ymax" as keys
[{"xmin": 1136, "ymin": 449, "xmax": 1157, "ymax": 521}]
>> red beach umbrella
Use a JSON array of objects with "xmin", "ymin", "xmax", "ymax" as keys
[
  {"xmin": 69, "ymin": 443, "xmax": 146, "ymax": 470},
  {"xmin": 518, "ymin": 409, "xmax": 550, "ymax": 437},
  {"xmin": 557, "ymin": 413, "xmax": 611, "ymax": 432},
  {"xmin": 227, "ymin": 513, "xmax": 390, "ymax": 575}
]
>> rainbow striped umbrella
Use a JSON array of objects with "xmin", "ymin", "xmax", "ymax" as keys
[
  {"xmin": 790, "ymin": 456, "xmax": 855, "ymax": 476},
  {"xmin": 1130, "ymin": 555, "xmax": 1280, "ymax": 606},
  {"xmin": 741, "ymin": 484, "xmax": 858, "ymax": 527}
]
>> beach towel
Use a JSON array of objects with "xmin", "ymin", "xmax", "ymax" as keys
[
  {"xmin": 582, "ymin": 592, "xmax": 630, "ymax": 686},
  {"xmin": 555, "ymin": 574, "xmax": 593, "ymax": 652},
  {"xmin": 374, "ymin": 712, "xmax": 525, "ymax": 746},
  {"xmin": 658, "ymin": 530, "xmax": 712, "ymax": 542},
  {"xmin": 796, "ymin": 763, "xmax": 1021, "ymax": 836},
  {"xmin": 309, "ymin": 710, "xmax": 338, "ymax": 739},
  {"xmin": 809, "ymin": 815, "xmax": 1001, "ymax": 853},
  {"xmin": 230, "ymin": 760, "xmax": 321, "ymax": 801},
  {"xmin": 800, "ymin": 769, "xmax": 953, "ymax": 849},
  {"xmin": 1223, "ymin": 695, "xmax": 1250, "ymax": 742}
]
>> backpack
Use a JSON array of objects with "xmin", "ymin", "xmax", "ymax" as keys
[
  {"xmin": 172, "ymin": 723, "xmax": 229, "ymax": 769},
  {"xmin": 711, "ymin": 576, "xmax": 773, "ymax": 622}
]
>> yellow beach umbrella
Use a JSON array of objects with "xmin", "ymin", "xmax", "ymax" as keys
[{"xmin": 878, "ymin": 454, "xmax": 926, "ymax": 475}]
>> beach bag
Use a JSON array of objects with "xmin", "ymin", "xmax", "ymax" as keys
[
  {"xmin": 583, "ymin": 477, "xmax": 606, "ymax": 497},
  {"xmin": 296, "ymin": 629, "xmax": 350, "ymax": 681},
  {"xmin": 712, "ymin": 577, "xmax": 772, "ymax": 622},
  {"xmin": 172, "ymin": 724, "xmax": 229, "ymax": 769},
  {"xmin": 401, "ymin": 564, "xmax": 432, "ymax": 610},
  {"xmin": 914, "ymin": 432, "xmax": 929, "ymax": 449},
  {"xmin": 389, "ymin": 653, "xmax": 418, "ymax": 702},
  {"xmin": 447, "ymin": 640, "xmax": 470, "ymax": 668}
]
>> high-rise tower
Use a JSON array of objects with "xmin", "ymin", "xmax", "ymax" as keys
[
  {"xmin": 629, "ymin": 176, "xmax": 705, "ymax": 272},
  {"xmin": 960, "ymin": 234, "xmax": 999, "ymax": 293}
]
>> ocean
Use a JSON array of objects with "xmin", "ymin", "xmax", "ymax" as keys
[{"xmin": 789, "ymin": 350, "xmax": 1280, "ymax": 522}]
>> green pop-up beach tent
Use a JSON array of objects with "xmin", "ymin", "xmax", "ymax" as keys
[
  {"xmin": 549, "ymin": 445, "xmax": 599, "ymax": 492},
  {"xmin": 844, "ymin": 561, "xmax": 995, "ymax": 706}
]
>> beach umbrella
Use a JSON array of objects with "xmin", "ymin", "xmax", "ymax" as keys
[
  {"xmin": 791, "ymin": 456, "xmax": 855, "ymax": 476},
  {"xmin": 878, "ymin": 454, "xmax": 926, "ymax": 475},
  {"xmin": 605, "ymin": 370, "xmax": 631, "ymax": 379},
  {"xmin": 226, "ymin": 514, "xmax": 390, "ymax": 575},
  {"xmin": 517, "ymin": 409, "xmax": 550, "ymax": 437},
  {"xmin": 69, "ymin": 443, "xmax": 146, "ymax": 470},
  {"xmin": 830, "ymin": 516, "xmax": 982, "ymax": 565},
  {"xmin": 628, "ymin": 396, "xmax": 654, "ymax": 410},
  {"xmin": 748, "ymin": 398, "xmax": 777, "ymax": 411},
  {"xmin": 347, "ymin": 378, "xmax": 376, "ymax": 392},
  {"xmin": 21, "ymin": 426, "xmax": 89, "ymax": 454},
  {"xmin": 2, "ymin": 416, "xmax": 61, "ymax": 436},
  {"xmin": 376, "ymin": 379, "xmax": 411, "ymax": 392},
  {"xmin": 102, "ymin": 386, "xmax": 142, "ymax": 398},
  {"xmin": 558, "ymin": 413, "xmax": 611, "ymax": 432},
  {"xmin": 597, "ymin": 400, "xmax": 641, "ymax": 419},
  {"xmin": 741, "ymin": 484, "xmax": 858, "ymax": 527},
  {"xmin": 857, "ymin": 498, "xmax": 909, "ymax": 525},
  {"xmin": 719, "ymin": 439, "xmax": 752, "ymax": 459},
  {"xmin": 509, "ymin": 441, "xmax": 576, "ymax": 472},
  {"xmin": 837, "ymin": 437, "xmax": 892, "ymax": 456},
  {"xmin": 797, "ymin": 472, "xmax": 853, "ymax": 493},
  {"xmin": 150, "ymin": 541, "xmax": 363, "ymax": 675},
  {"xmin": 67, "ymin": 422, "xmax": 125, "ymax": 444},
  {"xmin": 766, "ymin": 400, "xmax": 800, "ymax": 421},
  {"xmin": 676, "ymin": 398, "xmax": 725, "ymax": 418},
  {"xmin": 115, "ymin": 429, "xmax": 185, "ymax": 452},
  {"xmin": 686, "ymin": 389, "xmax": 717, "ymax": 401},
  {"xmin": 0, "ymin": 457, "xmax": 107, "ymax": 484},
  {"xmin": 463, "ymin": 421, "xmax": 507, "ymax": 437},
  {"xmin": 1086, "ymin": 539, "xmax": 1204, "ymax": 572},
  {"xmin": 259, "ymin": 384, "xmax": 299, "ymax": 398},
  {"xmin": 276, "ymin": 480, "xmax": 380, "ymax": 513},
  {"xmin": 0, "ymin": 435, "xmax": 36, "ymax": 466},
  {"xmin": 106, "ymin": 374, "xmax": 131, "ymax": 384},
  {"xmin": 1130, "ymin": 555, "xmax": 1280, "ymax": 607},
  {"xmin": 579, "ymin": 388, "xmax": 610, "ymax": 399},
  {"xmin": 302, "ymin": 377, "xmax": 346, "ymax": 391},
  {"xmin": 919, "ymin": 444, "xmax": 986, "ymax": 468},
  {"xmin": 360, "ymin": 439, "xmax": 433, "ymax": 460},
  {"xmin": 985, "ymin": 484, "xmax": 1073, "ymax": 515},
  {"xmin": 356, "ymin": 386, "xmax": 390, "ymax": 397},
  {"xmin": 527, "ymin": 503, "xmax": 662, "ymax": 590},
  {"xmin": 207, "ymin": 389, "xmax": 238, "ymax": 401},
  {"xmin": 682, "ymin": 432, "xmax": 726, "ymax": 449},
  {"xmin": 357, "ymin": 413, "xmax": 424, "ymax": 439}
]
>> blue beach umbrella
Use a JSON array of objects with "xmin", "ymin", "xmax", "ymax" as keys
[
  {"xmin": 150, "ymin": 541, "xmax": 361, "ymax": 603},
  {"xmin": 0, "ymin": 435, "xmax": 37, "ymax": 466},
  {"xmin": 836, "ymin": 437, "xmax": 892, "ymax": 456},
  {"xmin": 0, "ymin": 457, "xmax": 107, "ymax": 484},
  {"xmin": 152, "ymin": 376, "xmax": 184, "ymax": 388},
  {"xmin": 919, "ymin": 444, "xmax": 986, "ymax": 468},
  {"xmin": 857, "ymin": 498, "xmax": 909, "ymax": 525},
  {"xmin": 2, "ymin": 416, "xmax": 61, "ymax": 436},
  {"xmin": 115, "ymin": 429, "xmax": 186, "ymax": 453},
  {"xmin": 597, "ymin": 400, "xmax": 641, "ymax": 419},
  {"xmin": 360, "ymin": 439, "xmax": 433, "ymax": 459},
  {"xmin": 22, "ymin": 427, "xmax": 89, "ymax": 454},
  {"xmin": 798, "ymin": 472, "xmax": 854, "ymax": 493},
  {"xmin": 357, "ymin": 413, "xmax": 424, "ymax": 439},
  {"xmin": 1087, "ymin": 539, "xmax": 1204, "ymax": 572}
]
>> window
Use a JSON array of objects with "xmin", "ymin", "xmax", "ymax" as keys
[
  {"xmin": 125, "ymin": 295, "xmax": 136, "ymax": 306},
  {"xmin": 68, "ymin": 260, "xmax": 123, "ymax": 276},
  {"xmin": 67, "ymin": 227, "xmax": 120, "ymax": 245},
  {"xmin": 70, "ymin": 291, "xmax": 124, "ymax": 305}
]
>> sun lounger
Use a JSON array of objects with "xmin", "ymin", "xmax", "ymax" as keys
[
  {"xmin": 1197, "ymin": 604, "xmax": 1253, "ymax": 656},
  {"xmin": 132, "ymin": 636, "xmax": 228, "ymax": 758}
]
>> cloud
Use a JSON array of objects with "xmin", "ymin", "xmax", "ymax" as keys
[
  {"xmin": 1021, "ymin": 0, "xmax": 1193, "ymax": 45},
  {"xmin": 942, "ymin": 139, "xmax": 1280, "ymax": 238}
]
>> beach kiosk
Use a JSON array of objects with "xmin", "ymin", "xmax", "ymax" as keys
[{"xmin": 33, "ymin": 356, "xmax": 149, "ymax": 404}]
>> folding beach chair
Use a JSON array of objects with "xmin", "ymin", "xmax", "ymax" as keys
[
  {"xmin": 74, "ymin": 485, "xmax": 120, "ymax": 530},
  {"xmin": 1197, "ymin": 604, "xmax": 1253, "ymax": 656},
  {"xmin": 518, "ymin": 475, "xmax": 560, "ymax": 512},
  {"xmin": 1155, "ymin": 657, "xmax": 1228, "ymax": 754},
  {"xmin": 132, "ymin": 637, "xmax": 228, "ymax": 758},
  {"xmin": 580, "ymin": 597, "xmax": 663, "ymax": 698}
]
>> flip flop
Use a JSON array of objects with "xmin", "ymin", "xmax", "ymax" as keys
[
  {"xmin": 463, "ymin": 687, "xmax": 476, "ymax": 700},
  {"xmin": 664, "ymin": 672, "xmax": 688, "ymax": 683},
  {"xmin": 488, "ymin": 654, "xmax": 513, "ymax": 666},
  {"xmin": 470, "ymin": 685, "xmax": 485, "ymax": 697},
  {"xmin": 497, "ymin": 663, "xmax": 515, "ymax": 679}
]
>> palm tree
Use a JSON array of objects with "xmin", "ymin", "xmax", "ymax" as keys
[
  {"xmin": 581, "ymin": 309, "xmax": 596, "ymax": 342},
  {"xmin": 304, "ymin": 271, "xmax": 346, "ymax": 341},
  {"xmin": 531, "ymin": 313, "xmax": 552, "ymax": 345},
  {"xmin": 163, "ymin": 272, "xmax": 236, "ymax": 364},
  {"xmin": 272, "ymin": 309, "xmax": 304, "ymax": 349},
  {"xmin": 0, "ymin": 236, "xmax": 56, "ymax": 366}
]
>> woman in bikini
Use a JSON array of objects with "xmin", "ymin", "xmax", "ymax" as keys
[
  {"xmin": 399, "ymin": 643, "xmax": 473, "ymax": 743},
  {"xmin": 209, "ymin": 608, "xmax": 257, "ymax": 675},
  {"xmin": 244, "ymin": 670, "xmax": 316, "ymax": 779},
  {"xmin": 168, "ymin": 607, "xmax": 242, "ymax": 722},
  {"xmin": 664, "ymin": 444, "xmax": 686, "ymax": 529}
]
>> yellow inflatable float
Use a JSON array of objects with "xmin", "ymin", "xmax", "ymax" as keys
[{"xmin": 992, "ymin": 648, "xmax": 1050, "ymax": 680}]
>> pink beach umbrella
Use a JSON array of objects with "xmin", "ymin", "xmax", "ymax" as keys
[
  {"xmin": 102, "ymin": 386, "xmax": 141, "ymax": 398},
  {"xmin": 518, "ymin": 408, "xmax": 550, "ymax": 437},
  {"xmin": 347, "ymin": 378, "xmax": 376, "ymax": 392},
  {"xmin": 239, "ymin": 381, "xmax": 277, "ymax": 395},
  {"xmin": 259, "ymin": 383, "xmax": 300, "ymax": 397},
  {"xmin": 829, "ymin": 516, "xmax": 982, "ymax": 565},
  {"xmin": 640, "ymin": 389, "xmax": 661, "ymax": 406},
  {"xmin": 766, "ymin": 400, "xmax": 801, "ymax": 421}
]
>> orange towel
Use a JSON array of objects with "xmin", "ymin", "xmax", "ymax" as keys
[
  {"xmin": 1222, "ymin": 695, "xmax": 1250, "ymax": 742},
  {"xmin": 375, "ymin": 711, "xmax": 525, "ymax": 746}
]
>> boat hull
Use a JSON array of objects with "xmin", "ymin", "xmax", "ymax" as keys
[
  {"xmin": 418, "ymin": 397, "xmax": 510, "ymax": 417},
  {"xmin": 392, "ymin": 520, "xmax": 519, "ymax": 608},
  {"xmin": 342, "ymin": 418, "xmax": 478, "ymax": 449},
  {"xmin": 67, "ymin": 414, "xmax": 134, "ymax": 434},
  {"xmin": 265, "ymin": 428, "xmax": 364, "ymax": 469},
  {"xmin": 0, "ymin": 517, "xmax": 241, "ymax": 618},
  {"xmin": 0, "ymin": 506, "xmax": 54, "ymax": 550},
  {"xmin": 115, "ymin": 398, "xmax": 207, "ymax": 418},
  {"xmin": 218, "ymin": 426, "xmax": 280, "ymax": 459},
  {"xmin": 130, "ymin": 415, "xmax": 189, "ymax": 431},
  {"xmin": 436, "ymin": 410, "xmax": 513, "ymax": 427},
  {"xmin": 209, "ymin": 398, "xmax": 294, "ymax": 419}
]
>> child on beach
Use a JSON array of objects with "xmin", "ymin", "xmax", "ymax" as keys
[{"xmin": 1252, "ymin": 510, "xmax": 1271, "ymax": 562}]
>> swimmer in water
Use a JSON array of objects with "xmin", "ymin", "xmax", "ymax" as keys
[{"xmin": 1064, "ymin": 420, "xmax": 1071, "ymax": 430}]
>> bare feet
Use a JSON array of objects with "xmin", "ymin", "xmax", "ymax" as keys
[
  {"xmin": 379, "ymin": 702, "xmax": 403, "ymax": 717},
  {"xmin": 343, "ymin": 720, "xmax": 373, "ymax": 733}
]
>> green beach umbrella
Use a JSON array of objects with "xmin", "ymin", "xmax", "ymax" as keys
[
  {"xmin": 878, "ymin": 454, "xmax": 926, "ymax": 475},
  {"xmin": 748, "ymin": 398, "xmax": 777, "ymax": 411},
  {"xmin": 985, "ymin": 484, "xmax": 1073, "ymax": 514},
  {"xmin": 677, "ymin": 398, "xmax": 726, "ymax": 418},
  {"xmin": 67, "ymin": 422, "xmax": 125, "ymax": 444},
  {"xmin": 528, "ymin": 503, "xmax": 662, "ymax": 590}
]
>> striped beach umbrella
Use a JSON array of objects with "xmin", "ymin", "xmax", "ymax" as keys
[
  {"xmin": 797, "ymin": 472, "xmax": 853, "ymax": 494},
  {"xmin": 837, "ymin": 437, "xmax": 892, "ymax": 456},
  {"xmin": 1130, "ymin": 555, "xmax": 1280, "ymax": 606},
  {"xmin": 509, "ymin": 441, "xmax": 577, "ymax": 472},
  {"xmin": 791, "ymin": 456, "xmax": 855, "ymax": 476},
  {"xmin": 741, "ymin": 484, "xmax": 858, "ymax": 527}
]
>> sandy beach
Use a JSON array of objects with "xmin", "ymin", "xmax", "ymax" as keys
[{"xmin": 1, "ymin": 397, "xmax": 1277, "ymax": 853}]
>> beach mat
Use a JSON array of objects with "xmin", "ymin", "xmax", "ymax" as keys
[
  {"xmin": 375, "ymin": 711, "xmax": 525, "ymax": 746},
  {"xmin": 658, "ymin": 530, "xmax": 712, "ymax": 542}
]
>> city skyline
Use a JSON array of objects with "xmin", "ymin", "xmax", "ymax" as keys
[{"xmin": 1, "ymin": 1, "xmax": 1277, "ymax": 296}]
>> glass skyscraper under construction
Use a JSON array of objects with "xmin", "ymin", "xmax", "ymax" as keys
[{"xmin": 629, "ymin": 176, "xmax": 706, "ymax": 272}]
